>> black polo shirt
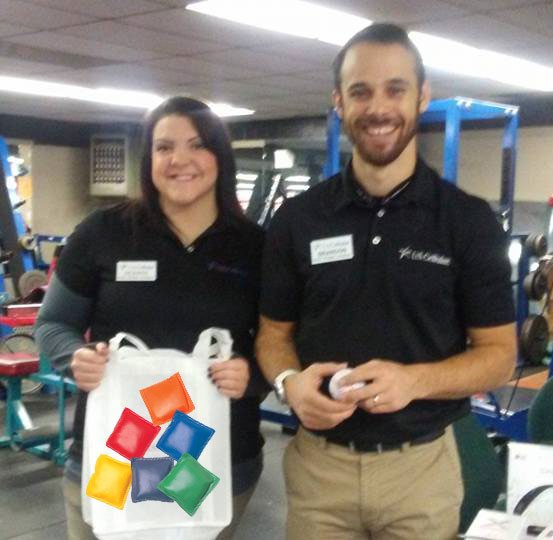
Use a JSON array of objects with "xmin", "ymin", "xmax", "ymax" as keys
[
  {"xmin": 56, "ymin": 203, "xmax": 265, "ymax": 464},
  {"xmin": 260, "ymin": 158, "xmax": 514, "ymax": 444}
]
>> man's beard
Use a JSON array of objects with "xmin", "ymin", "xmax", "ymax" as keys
[{"xmin": 346, "ymin": 113, "xmax": 419, "ymax": 167}]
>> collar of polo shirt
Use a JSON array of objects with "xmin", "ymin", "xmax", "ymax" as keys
[{"xmin": 324, "ymin": 157, "xmax": 440, "ymax": 215}]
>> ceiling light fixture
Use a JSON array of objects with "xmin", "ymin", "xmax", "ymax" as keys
[
  {"xmin": 187, "ymin": 0, "xmax": 368, "ymax": 46},
  {"xmin": 0, "ymin": 76, "xmax": 163, "ymax": 108},
  {"xmin": 410, "ymin": 32, "xmax": 553, "ymax": 92},
  {"xmin": 236, "ymin": 182, "xmax": 255, "ymax": 190},
  {"xmin": 187, "ymin": 0, "xmax": 553, "ymax": 91},
  {"xmin": 236, "ymin": 173, "xmax": 258, "ymax": 181},
  {"xmin": 285, "ymin": 175, "xmax": 311, "ymax": 183},
  {"xmin": 207, "ymin": 101, "xmax": 255, "ymax": 117},
  {"xmin": 0, "ymin": 75, "xmax": 254, "ymax": 117}
]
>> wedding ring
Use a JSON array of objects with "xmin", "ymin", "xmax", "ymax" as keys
[{"xmin": 373, "ymin": 394, "xmax": 380, "ymax": 404}]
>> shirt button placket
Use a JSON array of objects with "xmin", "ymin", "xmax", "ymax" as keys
[{"xmin": 371, "ymin": 207, "xmax": 385, "ymax": 246}]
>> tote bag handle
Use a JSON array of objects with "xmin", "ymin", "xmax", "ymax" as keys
[
  {"xmin": 192, "ymin": 328, "xmax": 233, "ymax": 361},
  {"xmin": 109, "ymin": 332, "xmax": 149, "ymax": 352}
]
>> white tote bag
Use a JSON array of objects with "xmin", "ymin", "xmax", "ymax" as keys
[{"xmin": 82, "ymin": 328, "xmax": 233, "ymax": 540}]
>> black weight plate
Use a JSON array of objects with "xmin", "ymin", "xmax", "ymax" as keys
[
  {"xmin": 523, "ymin": 271, "xmax": 548, "ymax": 300},
  {"xmin": 520, "ymin": 315, "xmax": 549, "ymax": 364},
  {"xmin": 532, "ymin": 271, "xmax": 548, "ymax": 300},
  {"xmin": 525, "ymin": 234, "xmax": 548, "ymax": 258}
]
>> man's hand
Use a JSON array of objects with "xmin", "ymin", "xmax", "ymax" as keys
[
  {"xmin": 286, "ymin": 362, "xmax": 357, "ymax": 430},
  {"xmin": 209, "ymin": 356, "xmax": 250, "ymax": 399},
  {"xmin": 339, "ymin": 359, "xmax": 420, "ymax": 414},
  {"xmin": 70, "ymin": 342, "xmax": 109, "ymax": 392}
]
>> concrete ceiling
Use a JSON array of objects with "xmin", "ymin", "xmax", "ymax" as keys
[{"xmin": 1, "ymin": 0, "xmax": 553, "ymax": 123}]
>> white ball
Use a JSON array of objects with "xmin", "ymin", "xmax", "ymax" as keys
[{"xmin": 328, "ymin": 368, "xmax": 365, "ymax": 400}]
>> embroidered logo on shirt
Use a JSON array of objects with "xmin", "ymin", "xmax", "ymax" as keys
[
  {"xmin": 207, "ymin": 261, "xmax": 248, "ymax": 278},
  {"xmin": 398, "ymin": 246, "xmax": 451, "ymax": 267}
]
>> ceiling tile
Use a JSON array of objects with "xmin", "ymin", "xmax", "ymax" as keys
[
  {"xmin": 0, "ymin": 91, "xmax": 147, "ymax": 122},
  {"xmin": 6, "ymin": 31, "xmax": 159, "ymax": 62},
  {"xmin": 0, "ymin": 0, "xmax": 96, "ymax": 30},
  {"xmin": 359, "ymin": 0, "xmax": 468, "ymax": 24},
  {"xmin": 183, "ymin": 80, "xmax": 281, "ymax": 102},
  {"xmin": 296, "ymin": 70, "xmax": 335, "ymax": 85},
  {"xmin": 510, "ymin": 46, "xmax": 553, "ymax": 67},
  {"xmin": 0, "ymin": 55, "xmax": 69, "ymax": 75},
  {"xmin": 143, "ymin": 57, "xmax": 261, "ymax": 82},
  {"xmin": 149, "ymin": 0, "xmax": 194, "ymax": 6},
  {"xmin": 44, "ymin": 63, "xmax": 192, "ymax": 89},
  {"xmin": 19, "ymin": 0, "xmax": 165, "ymax": 19},
  {"xmin": 438, "ymin": 0, "xmax": 540, "ymax": 11},
  {"xmin": 121, "ymin": 8, "xmax": 290, "ymax": 47},
  {"xmin": 252, "ymin": 92, "xmax": 332, "ymax": 111},
  {"xmin": 183, "ymin": 82, "xmax": 331, "ymax": 113},
  {"xmin": 306, "ymin": 0, "xmax": 468, "ymax": 23},
  {"xmin": 255, "ymin": 40, "xmax": 339, "ymax": 68},
  {"xmin": 411, "ymin": 12, "xmax": 552, "ymax": 52},
  {"xmin": 60, "ymin": 20, "xmax": 224, "ymax": 56},
  {"xmin": 253, "ymin": 74, "xmax": 332, "ymax": 94},
  {"xmin": 194, "ymin": 48, "xmax": 314, "ymax": 75},
  {"xmin": 426, "ymin": 67, "xmax": 528, "ymax": 100},
  {"xmin": 0, "ymin": 22, "xmax": 34, "ymax": 37},
  {"xmin": 0, "ymin": 39, "xmax": 118, "ymax": 71},
  {"xmin": 492, "ymin": 3, "xmax": 553, "ymax": 40}
]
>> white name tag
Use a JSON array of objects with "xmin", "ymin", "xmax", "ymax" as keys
[
  {"xmin": 116, "ymin": 261, "xmax": 157, "ymax": 282},
  {"xmin": 310, "ymin": 235, "xmax": 354, "ymax": 265}
]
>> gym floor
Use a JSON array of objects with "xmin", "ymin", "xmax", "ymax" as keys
[{"xmin": 0, "ymin": 392, "xmax": 290, "ymax": 540}]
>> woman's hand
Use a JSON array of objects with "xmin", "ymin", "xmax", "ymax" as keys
[
  {"xmin": 208, "ymin": 356, "xmax": 250, "ymax": 399},
  {"xmin": 70, "ymin": 342, "xmax": 109, "ymax": 392}
]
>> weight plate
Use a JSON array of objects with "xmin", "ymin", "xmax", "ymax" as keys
[
  {"xmin": 524, "ymin": 271, "xmax": 548, "ymax": 301},
  {"xmin": 525, "ymin": 233, "xmax": 548, "ymax": 258},
  {"xmin": 18, "ymin": 235, "xmax": 37, "ymax": 251},
  {"xmin": 520, "ymin": 315, "xmax": 549, "ymax": 364},
  {"xmin": 532, "ymin": 271, "xmax": 548, "ymax": 300},
  {"xmin": 18, "ymin": 269, "xmax": 47, "ymax": 298}
]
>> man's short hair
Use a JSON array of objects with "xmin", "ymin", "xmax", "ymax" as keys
[{"xmin": 333, "ymin": 22, "xmax": 426, "ymax": 91}]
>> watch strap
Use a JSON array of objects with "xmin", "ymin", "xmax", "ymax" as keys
[{"xmin": 273, "ymin": 368, "xmax": 300, "ymax": 404}]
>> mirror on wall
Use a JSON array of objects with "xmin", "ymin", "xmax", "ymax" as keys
[{"xmin": 233, "ymin": 137, "xmax": 351, "ymax": 227}]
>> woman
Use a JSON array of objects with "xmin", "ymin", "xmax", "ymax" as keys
[{"xmin": 35, "ymin": 96, "xmax": 267, "ymax": 540}]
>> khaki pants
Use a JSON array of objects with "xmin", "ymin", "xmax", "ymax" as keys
[
  {"xmin": 62, "ymin": 476, "xmax": 256, "ymax": 540},
  {"xmin": 283, "ymin": 427, "xmax": 463, "ymax": 540}
]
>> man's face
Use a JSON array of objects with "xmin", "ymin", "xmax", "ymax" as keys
[{"xmin": 334, "ymin": 42, "xmax": 430, "ymax": 167}]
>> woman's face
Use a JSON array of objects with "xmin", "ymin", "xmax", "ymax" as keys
[{"xmin": 151, "ymin": 114, "xmax": 218, "ymax": 213}]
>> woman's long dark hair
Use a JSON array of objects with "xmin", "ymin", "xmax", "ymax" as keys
[{"xmin": 132, "ymin": 96, "xmax": 243, "ymax": 229}]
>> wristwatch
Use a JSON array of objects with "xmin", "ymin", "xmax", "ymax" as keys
[{"xmin": 273, "ymin": 369, "xmax": 300, "ymax": 405}]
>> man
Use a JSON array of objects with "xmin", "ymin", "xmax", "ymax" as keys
[{"xmin": 256, "ymin": 23, "xmax": 516, "ymax": 540}]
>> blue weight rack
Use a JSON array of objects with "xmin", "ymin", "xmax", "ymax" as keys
[{"xmin": 422, "ymin": 97, "xmax": 518, "ymax": 234}]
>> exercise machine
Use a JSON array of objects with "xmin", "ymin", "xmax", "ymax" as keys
[{"xmin": 0, "ymin": 135, "xmax": 75, "ymax": 464}]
